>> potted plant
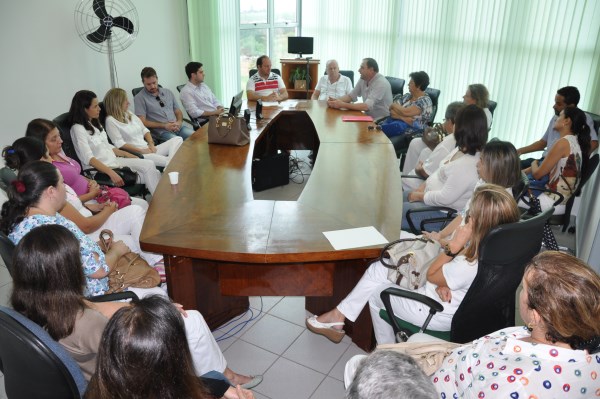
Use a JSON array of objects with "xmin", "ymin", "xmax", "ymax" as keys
[{"xmin": 290, "ymin": 67, "xmax": 310, "ymax": 90}]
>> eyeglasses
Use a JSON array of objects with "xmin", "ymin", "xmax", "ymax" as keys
[
  {"xmin": 367, "ymin": 125, "xmax": 382, "ymax": 131},
  {"xmin": 155, "ymin": 96, "xmax": 165, "ymax": 107}
]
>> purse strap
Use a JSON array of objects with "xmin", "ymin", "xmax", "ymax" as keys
[
  {"xmin": 98, "ymin": 229, "xmax": 114, "ymax": 253},
  {"xmin": 215, "ymin": 113, "xmax": 234, "ymax": 135},
  {"xmin": 379, "ymin": 237, "xmax": 433, "ymax": 269}
]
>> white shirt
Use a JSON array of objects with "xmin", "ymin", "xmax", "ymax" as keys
[
  {"xmin": 180, "ymin": 81, "xmax": 222, "ymax": 119},
  {"xmin": 70, "ymin": 124, "xmax": 119, "ymax": 169},
  {"xmin": 105, "ymin": 112, "xmax": 150, "ymax": 149},
  {"xmin": 314, "ymin": 74, "xmax": 353, "ymax": 100}
]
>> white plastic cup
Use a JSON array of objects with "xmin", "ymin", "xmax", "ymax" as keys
[{"xmin": 168, "ymin": 171, "xmax": 179, "ymax": 185}]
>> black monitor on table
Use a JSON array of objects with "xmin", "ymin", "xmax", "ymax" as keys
[{"xmin": 229, "ymin": 90, "xmax": 243, "ymax": 116}]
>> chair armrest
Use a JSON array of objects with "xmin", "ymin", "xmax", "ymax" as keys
[
  {"xmin": 525, "ymin": 187, "xmax": 565, "ymax": 207},
  {"xmin": 380, "ymin": 287, "xmax": 444, "ymax": 340},
  {"xmin": 183, "ymin": 117, "xmax": 200, "ymax": 131},
  {"xmin": 87, "ymin": 291, "xmax": 139, "ymax": 302},
  {"xmin": 401, "ymin": 174, "xmax": 426, "ymax": 180},
  {"xmin": 121, "ymin": 149, "xmax": 144, "ymax": 158},
  {"xmin": 406, "ymin": 206, "xmax": 457, "ymax": 234}
]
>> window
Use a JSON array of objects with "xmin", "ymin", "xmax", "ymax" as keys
[{"xmin": 240, "ymin": 0, "xmax": 301, "ymax": 90}]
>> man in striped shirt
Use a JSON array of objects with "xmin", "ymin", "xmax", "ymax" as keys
[{"xmin": 246, "ymin": 55, "xmax": 288, "ymax": 102}]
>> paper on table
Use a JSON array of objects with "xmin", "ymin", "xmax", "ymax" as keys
[
  {"xmin": 262, "ymin": 101, "xmax": 279, "ymax": 107},
  {"xmin": 323, "ymin": 226, "xmax": 389, "ymax": 250}
]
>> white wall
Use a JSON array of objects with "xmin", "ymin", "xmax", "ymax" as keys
[{"xmin": 0, "ymin": 0, "xmax": 190, "ymax": 149}]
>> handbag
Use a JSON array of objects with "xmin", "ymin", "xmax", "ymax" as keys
[
  {"xmin": 95, "ymin": 186, "xmax": 132, "ymax": 209},
  {"xmin": 376, "ymin": 341, "xmax": 461, "ymax": 376},
  {"xmin": 98, "ymin": 229, "xmax": 160, "ymax": 293},
  {"xmin": 93, "ymin": 167, "xmax": 138, "ymax": 187},
  {"xmin": 379, "ymin": 237, "xmax": 441, "ymax": 289},
  {"xmin": 207, "ymin": 113, "xmax": 250, "ymax": 146},
  {"xmin": 421, "ymin": 123, "xmax": 447, "ymax": 150}
]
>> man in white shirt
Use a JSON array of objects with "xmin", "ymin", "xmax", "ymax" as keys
[
  {"xmin": 311, "ymin": 59, "xmax": 353, "ymax": 100},
  {"xmin": 180, "ymin": 62, "xmax": 224, "ymax": 126},
  {"xmin": 246, "ymin": 55, "xmax": 288, "ymax": 102}
]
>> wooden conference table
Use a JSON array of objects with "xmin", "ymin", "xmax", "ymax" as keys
[{"xmin": 140, "ymin": 100, "xmax": 403, "ymax": 350}]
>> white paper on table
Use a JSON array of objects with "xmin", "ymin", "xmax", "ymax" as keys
[
  {"xmin": 286, "ymin": 101, "xmax": 299, "ymax": 108},
  {"xmin": 323, "ymin": 226, "xmax": 389, "ymax": 250},
  {"xmin": 262, "ymin": 101, "xmax": 279, "ymax": 107}
]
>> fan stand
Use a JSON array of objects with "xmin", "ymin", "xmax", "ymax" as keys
[{"xmin": 107, "ymin": 37, "xmax": 118, "ymax": 88}]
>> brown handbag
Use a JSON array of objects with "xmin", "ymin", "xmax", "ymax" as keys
[
  {"xmin": 98, "ymin": 229, "xmax": 160, "ymax": 293},
  {"xmin": 207, "ymin": 113, "xmax": 250, "ymax": 146}
]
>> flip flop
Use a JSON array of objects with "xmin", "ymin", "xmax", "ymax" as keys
[
  {"xmin": 240, "ymin": 375, "xmax": 263, "ymax": 389},
  {"xmin": 306, "ymin": 315, "xmax": 345, "ymax": 343}
]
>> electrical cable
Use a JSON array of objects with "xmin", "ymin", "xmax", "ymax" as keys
[{"xmin": 213, "ymin": 296, "xmax": 264, "ymax": 342}]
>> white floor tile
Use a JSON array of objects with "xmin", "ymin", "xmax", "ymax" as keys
[
  {"xmin": 253, "ymin": 357, "xmax": 325, "ymax": 399},
  {"xmin": 223, "ymin": 339, "xmax": 278, "ymax": 377},
  {"xmin": 239, "ymin": 314, "xmax": 304, "ymax": 355},
  {"xmin": 249, "ymin": 296, "xmax": 283, "ymax": 313},
  {"xmin": 268, "ymin": 296, "xmax": 310, "ymax": 327},
  {"xmin": 213, "ymin": 307, "xmax": 265, "ymax": 339},
  {"xmin": 310, "ymin": 376, "xmax": 346, "ymax": 399},
  {"xmin": 251, "ymin": 391, "xmax": 272, "ymax": 399},
  {"xmin": 214, "ymin": 333, "xmax": 237, "ymax": 353},
  {"xmin": 328, "ymin": 343, "xmax": 367, "ymax": 382},
  {"xmin": 283, "ymin": 329, "xmax": 350, "ymax": 374}
]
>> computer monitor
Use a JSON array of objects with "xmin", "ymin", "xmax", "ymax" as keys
[
  {"xmin": 288, "ymin": 37, "xmax": 313, "ymax": 58},
  {"xmin": 228, "ymin": 90, "xmax": 243, "ymax": 117}
]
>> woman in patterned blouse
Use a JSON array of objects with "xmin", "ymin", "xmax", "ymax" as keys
[{"xmin": 432, "ymin": 251, "xmax": 600, "ymax": 398}]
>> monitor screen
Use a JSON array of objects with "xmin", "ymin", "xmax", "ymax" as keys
[
  {"xmin": 288, "ymin": 37, "xmax": 313, "ymax": 56},
  {"xmin": 229, "ymin": 90, "xmax": 243, "ymax": 116}
]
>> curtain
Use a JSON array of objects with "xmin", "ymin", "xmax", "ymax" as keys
[
  {"xmin": 302, "ymin": 0, "xmax": 600, "ymax": 149},
  {"xmin": 187, "ymin": 0, "xmax": 241, "ymax": 102}
]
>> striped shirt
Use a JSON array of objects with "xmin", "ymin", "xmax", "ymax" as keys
[{"xmin": 246, "ymin": 72, "xmax": 285, "ymax": 95}]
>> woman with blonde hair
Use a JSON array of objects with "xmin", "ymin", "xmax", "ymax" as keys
[
  {"xmin": 307, "ymin": 184, "xmax": 520, "ymax": 344},
  {"xmin": 104, "ymin": 88, "xmax": 182, "ymax": 168},
  {"xmin": 432, "ymin": 251, "xmax": 600, "ymax": 398}
]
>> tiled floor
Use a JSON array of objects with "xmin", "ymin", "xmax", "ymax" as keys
[{"xmin": 0, "ymin": 151, "xmax": 580, "ymax": 399}]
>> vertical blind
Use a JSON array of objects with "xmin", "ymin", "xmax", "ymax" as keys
[{"xmin": 301, "ymin": 0, "xmax": 600, "ymax": 148}]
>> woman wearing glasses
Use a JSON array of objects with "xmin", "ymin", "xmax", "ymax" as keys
[{"xmin": 68, "ymin": 90, "xmax": 161, "ymax": 194}]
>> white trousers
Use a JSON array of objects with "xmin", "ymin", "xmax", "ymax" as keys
[
  {"xmin": 115, "ymin": 158, "xmax": 161, "ymax": 195},
  {"xmin": 402, "ymin": 139, "xmax": 429, "ymax": 174},
  {"xmin": 85, "ymin": 204, "xmax": 161, "ymax": 265},
  {"xmin": 337, "ymin": 260, "xmax": 450, "ymax": 345},
  {"xmin": 142, "ymin": 137, "xmax": 183, "ymax": 167}
]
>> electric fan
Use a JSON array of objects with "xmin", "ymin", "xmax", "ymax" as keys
[{"xmin": 74, "ymin": 0, "xmax": 139, "ymax": 87}]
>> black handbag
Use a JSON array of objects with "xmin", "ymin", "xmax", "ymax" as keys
[{"xmin": 93, "ymin": 167, "xmax": 138, "ymax": 187}]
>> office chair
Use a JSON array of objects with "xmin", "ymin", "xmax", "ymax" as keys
[
  {"xmin": 52, "ymin": 112, "xmax": 147, "ymax": 198},
  {"xmin": 248, "ymin": 68, "xmax": 281, "ymax": 78},
  {"xmin": 380, "ymin": 207, "xmax": 553, "ymax": 343},
  {"xmin": 424, "ymin": 87, "xmax": 441, "ymax": 125},
  {"xmin": 385, "ymin": 76, "xmax": 405, "ymax": 97},
  {"xmin": 488, "ymin": 100, "xmax": 497, "ymax": 117},
  {"xmin": 0, "ymin": 305, "xmax": 87, "ymax": 398}
]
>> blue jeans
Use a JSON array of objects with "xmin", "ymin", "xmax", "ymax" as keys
[
  {"xmin": 380, "ymin": 117, "xmax": 417, "ymax": 138},
  {"xmin": 153, "ymin": 125, "xmax": 195, "ymax": 142},
  {"xmin": 401, "ymin": 191, "xmax": 448, "ymax": 232}
]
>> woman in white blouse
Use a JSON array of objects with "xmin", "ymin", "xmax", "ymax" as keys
[
  {"xmin": 68, "ymin": 90, "xmax": 161, "ymax": 194},
  {"xmin": 104, "ymin": 88, "xmax": 183, "ymax": 168}
]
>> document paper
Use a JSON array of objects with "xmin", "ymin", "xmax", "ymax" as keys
[{"xmin": 323, "ymin": 226, "xmax": 389, "ymax": 250}]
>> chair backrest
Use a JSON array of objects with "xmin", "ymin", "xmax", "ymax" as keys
[
  {"xmin": 424, "ymin": 87, "xmax": 441, "ymax": 124},
  {"xmin": 0, "ymin": 306, "xmax": 86, "ymax": 398},
  {"xmin": 176, "ymin": 84, "xmax": 185, "ymax": 93},
  {"xmin": 52, "ymin": 112, "xmax": 81, "ymax": 166},
  {"xmin": 488, "ymin": 100, "xmax": 497, "ymax": 116},
  {"xmin": 248, "ymin": 68, "xmax": 281, "ymax": 78},
  {"xmin": 449, "ymin": 207, "xmax": 553, "ymax": 343},
  {"xmin": 132, "ymin": 84, "xmax": 163, "ymax": 97},
  {"xmin": 98, "ymin": 101, "xmax": 107, "ymax": 127},
  {"xmin": 584, "ymin": 110, "xmax": 600, "ymax": 134},
  {"xmin": 556, "ymin": 153, "xmax": 600, "ymax": 231},
  {"xmin": 0, "ymin": 232, "xmax": 15, "ymax": 275},
  {"xmin": 512, "ymin": 171, "xmax": 530, "ymax": 202},
  {"xmin": 385, "ymin": 76, "xmax": 405, "ymax": 96}
]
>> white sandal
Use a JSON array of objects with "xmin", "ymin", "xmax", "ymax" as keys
[{"xmin": 305, "ymin": 315, "xmax": 345, "ymax": 343}]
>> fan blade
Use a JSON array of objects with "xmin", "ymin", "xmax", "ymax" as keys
[
  {"xmin": 112, "ymin": 16, "xmax": 134, "ymax": 34},
  {"xmin": 92, "ymin": 0, "xmax": 110, "ymax": 19},
  {"xmin": 86, "ymin": 24, "xmax": 112, "ymax": 43}
]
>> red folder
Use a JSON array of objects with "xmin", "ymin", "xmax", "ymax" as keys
[{"xmin": 342, "ymin": 115, "xmax": 374, "ymax": 122}]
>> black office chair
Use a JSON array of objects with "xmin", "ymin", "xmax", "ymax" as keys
[
  {"xmin": 248, "ymin": 68, "xmax": 281, "ymax": 78},
  {"xmin": 52, "ymin": 112, "xmax": 147, "ymax": 198},
  {"xmin": 386, "ymin": 76, "xmax": 405, "ymax": 97},
  {"xmin": 424, "ymin": 87, "xmax": 441, "ymax": 125},
  {"xmin": 0, "ymin": 306, "xmax": 87, "ymax": 398},
  {"xmin": 488, "ymin": 100, "xmax": 497, "ymax": 117},
  {"xmin": 176, "ymin": 84, "xmax": 202, "ymax": 131},
  {"xmin": 526, "ymin": 153, "xmax": 599, "ymax": 232},
  {"xmin": 380, "ymin": 207, "xmax": 553, "ymax": 343}
]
